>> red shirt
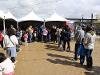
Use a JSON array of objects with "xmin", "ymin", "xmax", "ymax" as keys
[{"xmin": 0, "ymin": 32, "xmax": 3, "ymax": 42}]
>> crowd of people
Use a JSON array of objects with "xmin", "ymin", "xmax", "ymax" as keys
[{"xmin": 0, "ymin": 24, "xmax": 96, "ymax": 75}]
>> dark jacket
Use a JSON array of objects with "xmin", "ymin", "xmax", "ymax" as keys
[{"xmin": 61, "ymin": 30, "xmax": 71, "ymax": 41}]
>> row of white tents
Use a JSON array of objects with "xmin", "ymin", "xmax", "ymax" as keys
[
  {"xmin": 0, "ymin": 10, "xmax": 74, "ymax": 22},
  {"xmin": 0, "ymin": 10, "xmax": 75, "ymax": 34}
]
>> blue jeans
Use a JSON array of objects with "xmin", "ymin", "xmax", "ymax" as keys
[
  {"xmin": 6, "ymin": 47, "xmax": 16, "ymax": 57},
  {"xmin": 29, "ymin": 33, "xmax": 33, "ymax": 43},
  {"xmin": 6, "ymin": 47, "xmax": 16, "ymax": 62},
  {"xmin": 85, "ymin": 49, "xmax": 93, "ymax": 68}
]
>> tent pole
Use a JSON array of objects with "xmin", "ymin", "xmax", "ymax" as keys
[
  {"xmin": 17, "ymin": 21, "xmax": 19, "ymax": 30},
  {"xmin": 43, "ymin": 20, "xmax": 45, "ymax": 28},
  {"xmin": 3, "ymin": 16, "xmax": 6, "ymax": 35}
]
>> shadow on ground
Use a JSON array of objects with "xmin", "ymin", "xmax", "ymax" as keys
[
  {"xmin": 84, "ymin": 66, "xmax": 100, "ymax": 75},
  {"xmin": 45, "ymin": 44, "xmax": 75, "ymax": 53},
  {"xmin": 47, "ymin": 53, "xmax": 82, "ymax": 68},
  {"xmin": 47, "ymin": 53, "xmax": 100, "ymax": 75},
  {"xmin": 47, "ymin": 53, "xmax": 73, "ymax": 61},
  {"xmin": 45, "ymin": 44, "xmax": 59, "ymax": 51}
]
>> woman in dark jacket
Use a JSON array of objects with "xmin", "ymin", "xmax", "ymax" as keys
[{"xmin": 62, "ymin": 27, "xmax": 71, "ymax": 51}]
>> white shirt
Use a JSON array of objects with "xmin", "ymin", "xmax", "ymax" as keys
[
  {"xmin": 76, "ymin": 29, "xmax": 85, "ymax": 43},
  {"xmin": 0, "ymin": 58, "xmax": 14, "ymax": 75},
  {"xmin": 85, "ymin": 32, "xmax": 96, "ymax": 50},
  {"xmin": 43, "ymin": 29, "xmax": 48, "ymax": 36},
  {"xmin": 3, "ymin": 35, "xmax": 18, "ymax": 48}
]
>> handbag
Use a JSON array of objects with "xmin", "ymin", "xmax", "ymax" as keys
[{"xmin": 16, "ymin": 45, "xmax": 20, "ymax": 52}]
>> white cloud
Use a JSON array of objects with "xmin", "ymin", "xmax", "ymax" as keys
[{"xmin": 0, "ymin": 0, "xmax": 100, "ymax": 19}]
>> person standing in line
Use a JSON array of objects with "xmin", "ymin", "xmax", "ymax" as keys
[
  {"xmin": 42, "ymin": 28, "xmax": 48, "ymax": 43},
  {"xmin": 62, "ymin": 26, "xmax": 71, "ymax": 52},
  {"xmin": 74, "ymin": 26, "xmax": 85, "ymax": 60},
  {"xmin": 3, "ymin": 28, "xmax": 18, "ymax": 63},
  {"xmin": 0, "ymin": 53, "xmax": 15, "ymax": 75},
  {"xmin": 51, "ymin": 26, "xmax": 57, "ymax": 43},
  {"xmin": 27, "ymin": 25, "xmax": 33, "ymax": 43},
  {"xmin": 84, "ymin": 26, "xmax": 96, "ymax": 68},
  {"xmin": 23, "ymin": 31, "xmax": 28, "ymax": 46},
  {"xmin": 56, "ymin": 28, "xmax": 62, "ymax": 45}
]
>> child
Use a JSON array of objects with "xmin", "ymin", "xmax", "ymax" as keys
[
  {"xmin": 0, "ymin": 53, "xmax": 15, "ymax": 75},
  {"xmin": 23, "ymin": 32, "xmax": 28, "ymax": 46}
]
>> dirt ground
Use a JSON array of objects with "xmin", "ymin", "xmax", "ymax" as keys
[{"xmin": 0, "ymin": 39, "xmax": 100, "ymax": 75}]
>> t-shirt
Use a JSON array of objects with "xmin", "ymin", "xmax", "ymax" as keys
[
  {"xmin": 76, "ymin": 29, "xmax": 85, "ymax": 43},
  {"xmin": 3, "ymin": 35, "xmax": 18, "ymax": 48},
  {"xmin": 0, "ymin": 32, "xmax": 3, "ymax": 42},
  {"xmin": 0, "ymin": 58, "xmax": 14, "ymax": 75},
  {"xmin": 85, "ymin": 32, "xmax": 96, "ymax": 50},
  {"xmin": 43, "ymin": 29, "xmax": 48, "ymax": 36}
]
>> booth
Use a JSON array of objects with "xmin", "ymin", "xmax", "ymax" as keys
[
  {"xmin": 45, "ymin": 13, "xmax": 67, "ymax": 28},
  {"xmin": 5, "ymin": 12, "xmax": 18, "ymax": 29},
  {"xmin": 18, "ymin": 11, "xmax": 44, "ymax": 30}
]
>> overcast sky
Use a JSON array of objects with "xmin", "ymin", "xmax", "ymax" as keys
[{"xmin": 0, "ymin": 0, "xmax": 100, "ymax": 19}]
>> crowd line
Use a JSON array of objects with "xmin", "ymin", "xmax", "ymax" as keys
[{"xmin": 0, "ymin": 24, "xmax": 96, "ymax": 75}]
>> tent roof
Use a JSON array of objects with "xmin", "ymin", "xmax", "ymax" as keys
[
  {"xmin": 45, "ymin": 13, "xmax": 67, "ymax": 22},
  {"xmin": 0, "ymin": 10, "xmax": 5, "ymax": 19},
  {"xmin": 5, "ymin": 12, "xmax": 17, "ymax": 21},
  {"xmin": 67, "ymin": 20, "xmax": 75, "ymax": 23},
  {"xmin": 18, "ymin": 11, "xmax": 44, "ymax": 22}
]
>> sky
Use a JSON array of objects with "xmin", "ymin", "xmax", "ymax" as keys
[{"xmin": 0, "ymin": 0, "xmax": 100, "ymax": 19}]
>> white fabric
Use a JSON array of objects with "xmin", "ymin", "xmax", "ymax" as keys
[
  {"xmin": 45, "ymin": 13, "xmax": 67, "ymax": 21},
  {"xmin": 78, "ymin": 29, "xmax": 85, "ymax": 40},
  {"xmin": 5, "ymin": 12, "xmax": 17, "ymax": 21},
  {"xmin": 43, "ymin": 29, "xmax": 48, "ymax": 36},
  {"xmin": 0, "ymin": 10, "xmax": 5, "ymax": 19},
  {"xmin": 3, "ymin": 35, "xmax": 18, "ymax": 48},
  {"xmin": 0, "ymin": 58, "xmax": 14, "ymax": 74},
  {"xmin": 85, "ymin": 32, "xmax": 96, "ymax": 50},
  {"xmin": 18, "ymin": 11, "xmax": 43, "ymax": 22}
]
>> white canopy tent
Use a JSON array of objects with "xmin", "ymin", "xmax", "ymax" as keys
[
  {"xmin": 18, "ymin": 11, "xmax": 44, "ymax": 22},
  {"xmin": 5, "ymin": 12, "xmax": 17, "ymax": 21},
  {"xmin": 0, "ymin": 10, "xmax": 5, "ymax": 19},
  {"xmin": 4, "ymin": 12, "xmax": 18, "ymax": 30},
  {"xmin": 45, "ymin": 13, "xmax": 67, "ymax": 22}
]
